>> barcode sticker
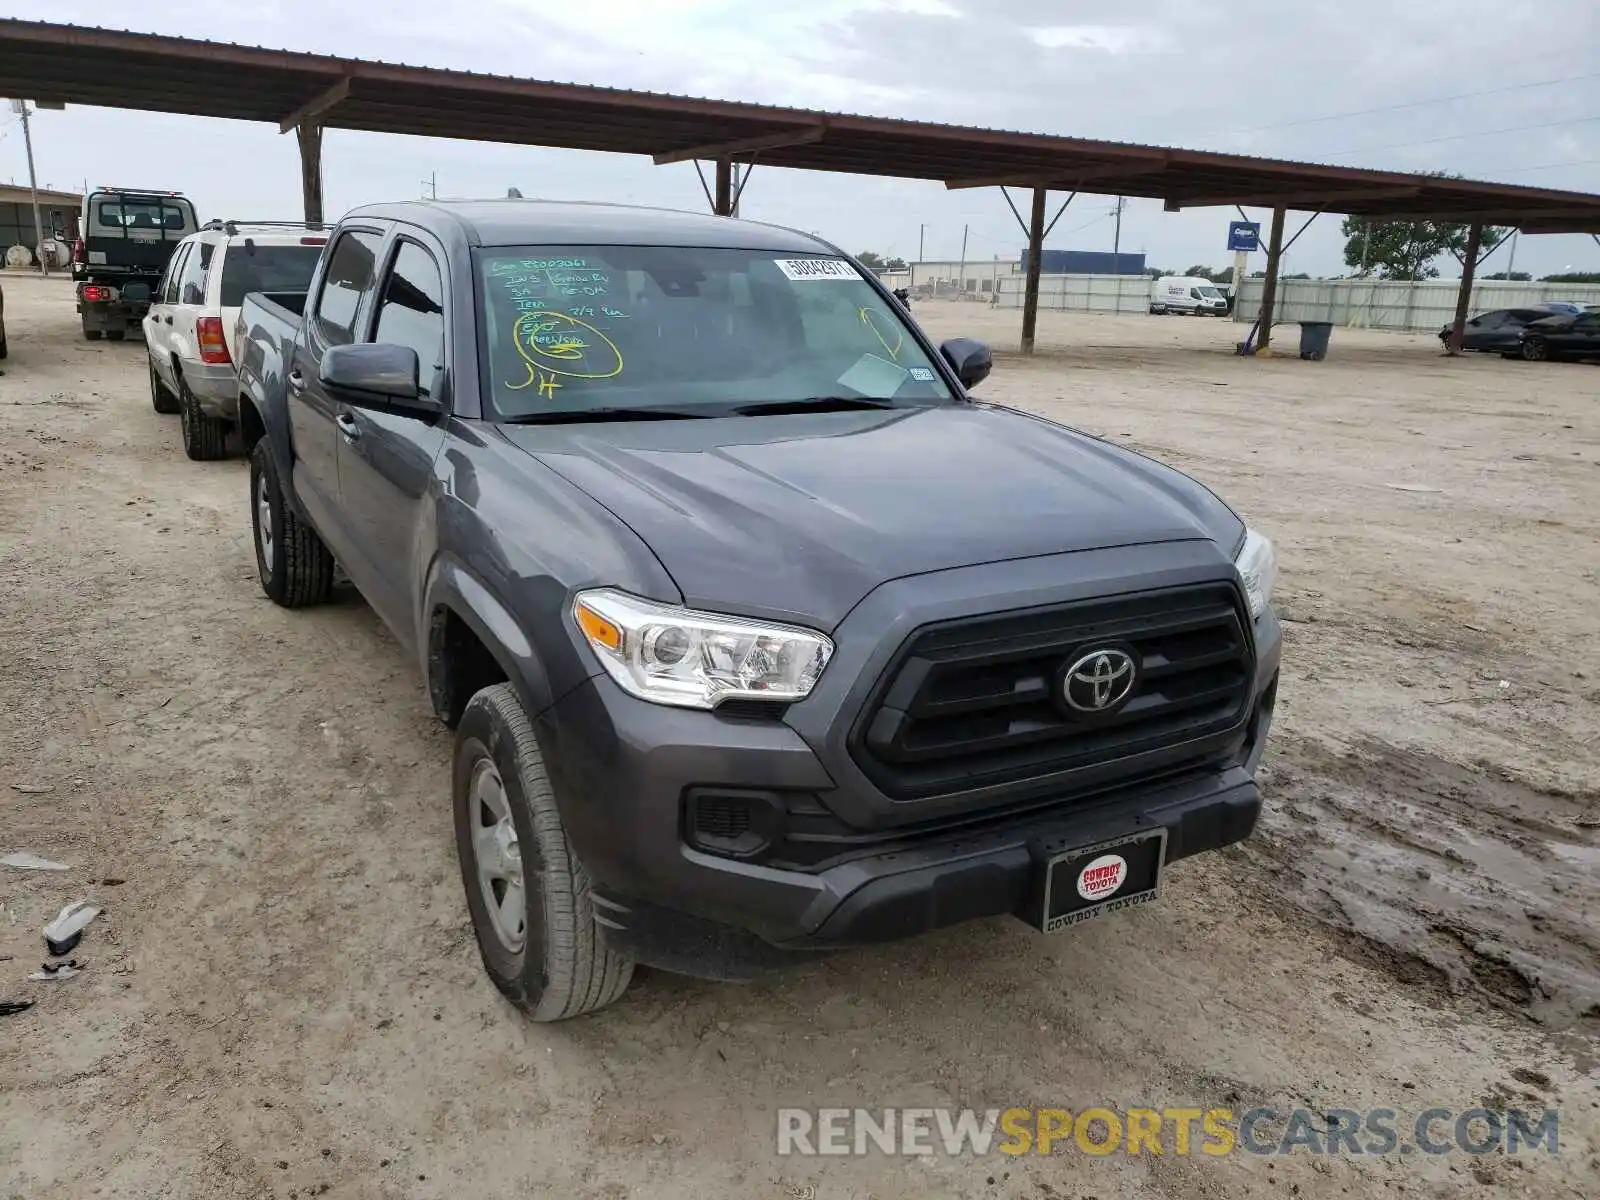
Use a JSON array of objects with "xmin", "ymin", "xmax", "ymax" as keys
[{"xmin": 774, "ymin": 258, "xmax": 859, "ymax": 282}]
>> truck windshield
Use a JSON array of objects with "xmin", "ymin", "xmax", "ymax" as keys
[
  {"xmin": 218, "ymin": 244, "xmax": 325, "ymax": 307},
  {"xmin": 475, "ymin": 245, "xmax": 953, "ymax": 420}
]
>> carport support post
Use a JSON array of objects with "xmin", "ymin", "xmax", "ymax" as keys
[
  {"xmin": 1447, "ymin": 221, "xmax": 1483, "ymax": 356},
  {"xmin": 296, "ymin": 121, "xmax": 325, "ymax": 225},
  {"xmin": 1254, "ymin": 206, "xmax": 1287, "ymax": 354},
  {"xmin": 714, "ymin": 158, "xmax": 733, "ymax": 216},
  {"xmin": 1020, "ymin": 186, "xmax": 1047, "ymax": 355}
]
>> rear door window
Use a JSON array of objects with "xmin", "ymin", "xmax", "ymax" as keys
[
  {"xmin": 312, "ymin": 230, "xmax": 383, "ymax": 347},
  {"xmin": 177, "ymin": 241, "xmax": 210, "ymax": 305},
  {"xmin": 218, "ymin": 243, "xmax": 326, "ymax": 307},
  {"xmin": 372, "ymin": 240, "xmax": 446, "ymax": 398},
  {"xmin": 160, "ymin": 244, "xmax": 190, "ymax": 304}
]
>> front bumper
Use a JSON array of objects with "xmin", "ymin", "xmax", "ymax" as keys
[{"xmin": 536, "ymin": 585, "xmax": 1282, "ymax": 978}]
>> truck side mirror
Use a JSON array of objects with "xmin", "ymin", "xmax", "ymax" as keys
[
  {"xmin": 939, "ymin": 337, "xmax": 992, "ymax": 389},
  {"xmin": 320, "ymin": 343, "xmax": 439, "ymax": 416}
]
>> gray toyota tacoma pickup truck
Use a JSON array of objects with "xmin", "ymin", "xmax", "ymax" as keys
[{"xmin": 236, "ymin": 200, "xmax": 1280, "ymax": 1021}]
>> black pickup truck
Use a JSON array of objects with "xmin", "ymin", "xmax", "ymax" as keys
[{"xmin": 235, "ymin": 200, "xmax": 1280, "ymax": 1021}]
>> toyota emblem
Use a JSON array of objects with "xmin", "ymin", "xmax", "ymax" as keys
[{"xmin": 1062, "ymin": 648, "xmax": 1137, "ymax": 713}]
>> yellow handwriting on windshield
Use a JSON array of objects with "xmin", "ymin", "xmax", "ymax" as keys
[
  {"xmin": 859, "ymin": 306, "xmax": 903, "ymax": 362},
  {"xmin": 512, "ymin": 310, "xmax": 624, "ymax": 384}
]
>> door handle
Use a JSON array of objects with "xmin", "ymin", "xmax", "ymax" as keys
[
  {"xmin": 287, "ymin": 370, "xmax": 305, "ymax": 392},
  {"xmin": 336, "ymin": 413, "xmax": 361, "ymax": 442}
]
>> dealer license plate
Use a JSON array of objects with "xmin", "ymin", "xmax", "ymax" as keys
[{"xmin": 1035, "ymin": 828, "xmax": 1167, "ymax": 932}]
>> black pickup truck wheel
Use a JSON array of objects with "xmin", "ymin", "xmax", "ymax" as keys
[
  {"xmin": 250, "ymin": 441, "xmax": 333, "ymax": 607},
  {"xmin": 178, "ymin": 377, "xmax": 230, "ymax": 461},
  {"xmin": 454, "ymin": 683, "xmax": 634, "ymax": 1021}
]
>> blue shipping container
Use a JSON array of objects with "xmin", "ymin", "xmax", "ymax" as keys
[{"xmin": 1022, "ymin": 249, "xmax": 1147, "ymax": 275}]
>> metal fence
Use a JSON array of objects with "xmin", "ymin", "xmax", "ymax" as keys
[
  {"xmin": 1231, "ymin": 278, "xmax": 1600, "ymax": 331},
  {"xmin": 991, "ymin": 273, "xmax": 1157, "ymax": 314}
]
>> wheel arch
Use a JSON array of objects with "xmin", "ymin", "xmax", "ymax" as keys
[{"xmin": 424, "ymin": 557, "xmax": 557, "ymax": 729}]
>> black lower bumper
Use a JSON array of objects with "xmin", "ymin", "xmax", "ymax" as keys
[{"xmin": 542, "ymin": 669, "xmax": 1275, "ymax": 979}]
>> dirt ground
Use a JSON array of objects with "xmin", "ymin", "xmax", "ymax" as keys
[{"xmin": 2, "ymin": 277, "xmax": 1596, "ymax": 1199}]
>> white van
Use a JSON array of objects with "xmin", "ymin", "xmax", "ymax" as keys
[{"xmin": 1150, "ymin": 276, "xmax": 1228, "ymax": 316}]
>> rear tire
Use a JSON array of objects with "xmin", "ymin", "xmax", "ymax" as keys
[
  {"xmin": 250, "ymin": 440, "xmax": 333, "ymax": 608},
  {"xmin": 149, "ymin": 359, "xmax": 179, "ymax": 414},
  {"xmin": 105, "ymin": 329, "xmax": 126, "ymax": 342},
  {"xmin": 178, "ymin": 376, "xmax": 230, "ymax": 460},
  {"xmin": 1521, "ymin": 337, "xmax": 1548, "ymax": 362},
  {"xmin": 454, "ymin": 683, "xmax": 634, "ymax": 1021},
  {"xmin": 83, "ymin": 329, "xmax": 102, "ymax": 342}
]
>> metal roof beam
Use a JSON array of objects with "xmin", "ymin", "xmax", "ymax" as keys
[
  {"xmin": 944, "ymin": 162, "xmax": 1166, "ymax": 190},
  {"xmin": 653, "ymin": 123, "xmax": 826, "ymax": 165},
  {"xmin": 279, "ymin": 75, "xmax": 350, "ymax": 134},
  {"xmin": 1366, "ymin": 206, "xmax": 1600, "ymax": 224},
  {"xmin": 1517, "ymin": 221, "xmax": 1600, "ymax": 235},
  {"xmin": 1166, "ymin": 185, "xmax": 1421, "ymax": 211}
]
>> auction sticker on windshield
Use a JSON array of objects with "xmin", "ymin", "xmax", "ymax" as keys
[{"xmin": 774, "ymin": 258, "xmax": 860, "ymax": 281}]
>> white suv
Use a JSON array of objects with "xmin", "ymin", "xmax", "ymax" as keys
[{"xmin": 144, "ymin": 221, "xmax": 328, "ymax": 460}]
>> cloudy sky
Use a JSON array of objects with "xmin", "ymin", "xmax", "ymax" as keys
[{"xmin": 6, "ymin": 0, "xmax": 1600, "ymax": 278}]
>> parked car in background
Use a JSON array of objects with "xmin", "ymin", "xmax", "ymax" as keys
[
  {"xmin": 1438, "ymin": 308, "xmax": 1560, "ymax": 353},
  {"xmin": 143, "ymin": 220, "xmax": 328, "ymax": 459},
  {"xmin": 234, "ymin": 199, "xmax": 1281, "ymax": 1021},
  {"xmin": 71, "ymin": 187, "xmax": 198, "ymax": 341},
  {"xmin": 1516, "ymin": 310, "xmax": 1600, "ymax": 362},
  {"xmin": 1150, "ymin": 276, "xmax": 1228, "ymax": 316},
  {"xmin": 1535, "ymin": 301, "xmax": 1585, "ymax": 316}
]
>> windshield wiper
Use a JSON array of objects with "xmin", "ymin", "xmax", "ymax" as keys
[
  {"xmin": 499, "ymin": 406, "xmax": 713, "ymax": 425},
  {"xmin": 731, "ymin": 396, "xmax": 901, "ymax": 417}
]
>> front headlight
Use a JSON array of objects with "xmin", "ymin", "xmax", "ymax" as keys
[
  {"xmin": 1234, "ymin": 528, "xmax": 1277, "ymax": 620},
  {"xmin": 573, "ymin": 589, "xmax": 834, "ymax": 710}
]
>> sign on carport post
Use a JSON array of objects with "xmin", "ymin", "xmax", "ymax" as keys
[{"xmin": 1227, "ymin": 221, "xmax": 1261, "ymax": 252}]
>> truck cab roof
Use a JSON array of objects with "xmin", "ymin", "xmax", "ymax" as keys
[{"xmin": 342, "ymin": 198, "xmax": 835, "ymax": 253}]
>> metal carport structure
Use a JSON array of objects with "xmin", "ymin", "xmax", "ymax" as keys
[{"xmin": 6, "ymin": 18, "xmax": 1600, "ymax": 355}]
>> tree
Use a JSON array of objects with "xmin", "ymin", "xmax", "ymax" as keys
[
  {"xmin": 856, "ymin": 251, "xmax": 886, "ymax": 269},
  {"xmin": 885, "ymin": 256, "xmax": 907, "ymax": 270},
  {"xmin": 1340, "ymin": 179, "xmax": 1508, "ymax": 279},
  {"xmin": 1184, "ymin": 264, "xmax": 1217, "ymax": 280},
  {"xmin": 1484, "ymin": 271, "xmax": 1532, "ymax": 281},
  {"xmin": 1542, "ymin": 271, "xmax": 1600, "ymax": 283}
]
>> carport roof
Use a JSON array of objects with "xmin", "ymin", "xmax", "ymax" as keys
[{"xmin": 7, "ymin": 19, "xmax": 1600, "ymax": 234}]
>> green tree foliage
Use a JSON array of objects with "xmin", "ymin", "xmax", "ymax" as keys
[
  {"xmin": 1483, "ymin": 271, "xmax": 1532, "ymax": 281},
  {"xmin": 856, "ymin": 251, "xmax": 885, "ymax": 269},
  {"xmin": 1340, "ymin": 211, "xmax": 1509, "ymax": 280},
  {"xmin": 1542, "ymin": 272, "xmax": 1600, "ymax": 283}
]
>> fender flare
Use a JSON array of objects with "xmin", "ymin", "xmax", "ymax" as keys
[
  {"xmin": 238, "ymin": 375, "xmax": 298, "ymax": 515},
  {"xmin": 423, "ymin": 556, "xmax": 557, "ymax": 722}
]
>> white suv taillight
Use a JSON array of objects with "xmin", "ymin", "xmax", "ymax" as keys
[{"xmin": 196, "ymin": 316, "xmax": 231, "ymax": 364}]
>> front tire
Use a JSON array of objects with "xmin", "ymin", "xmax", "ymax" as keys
[
  {"xmin": 149, "ymin": 359, "xmax": 179, "ymax": 414},
  {"xmin": 1521, "ymin": 337, "xmax": 1548, "ymax": 362},
  {"xmin": 454, "ymin": 683, "xmax": 634, "ymax": 1021},
  {"xmin": 250, "ymin": 440, "xmax": 333, "ymax": 607},
  {"xmin": 178, "ymin": 376, "xmax": 230, "ymax": 460},
  {"xmin": 105, "ymin": 328, "xmax": 127, "ymax": 342}
]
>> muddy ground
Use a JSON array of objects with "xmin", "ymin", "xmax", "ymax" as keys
[{"xmin": 1, "ymin": 278, "xmax": 1596, "ymax": 1198}]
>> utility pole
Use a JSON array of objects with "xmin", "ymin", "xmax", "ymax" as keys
[
  {"xmin": 14, "ymin": 100, "xmax": 48, "ymax": 276},
  {"xmin": 1360, "ymin": 220, "xmax": 1372, "ymax": 276},
  {"xmin": 422, "ymin": 171, "xmax": 437, "ymax": 199},
  {"xmin": 1111, "ymin": 195, "xmax": 1125, "ymax": 311},
  {"xmin": 918, "ymin": 223, "xmax": 925, "ymax": 262},
  {"xmin": 731, "ymin": 163, "xmax": 742, "ymax": 217},
  {"xmin": 957, "ymin": 224, "xmax": 968, "ymax": 300},
  {"xmin": 1503, "ymin": 230, "xmax": 1519, "ymax": 281}
]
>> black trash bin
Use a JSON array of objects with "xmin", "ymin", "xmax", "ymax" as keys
[{"xmin": 1298, "ymin": 321, "xmax": 1334, "ymax": 361}]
